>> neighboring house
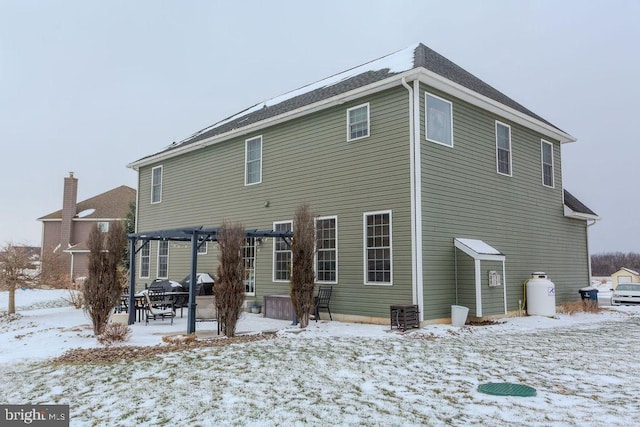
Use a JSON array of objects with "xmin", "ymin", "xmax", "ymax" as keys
[
  {"xmin": 128, "ymin": 43, "xmax": 598, "ymax": 324},
  {"xmin": 611, "ymin": 268, "xmax": 640, "ymax": 290},
  {"xmin": 38, "ymin": 173, "xmax": 136, "ymax": 280}
]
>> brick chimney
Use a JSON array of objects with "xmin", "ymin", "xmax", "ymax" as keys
[{"xmin": 60, "ymin": 172, "xmax": 78, "ymax": 248}]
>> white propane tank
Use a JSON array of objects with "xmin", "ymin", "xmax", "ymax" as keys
[{"xmin": 526, "ymin": 272, "xmax": 556, "ymax": 316}]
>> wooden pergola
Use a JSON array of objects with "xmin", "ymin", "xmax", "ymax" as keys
[{"xmin": 127, "ymin": 226, "xmax": 292, "ymax": 334}]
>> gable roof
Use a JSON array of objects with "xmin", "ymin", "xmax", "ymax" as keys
[
  {"xmin": 563, "ymin": 190, "xmax": 599, "ymax": 220},
  {"xmin": 129, "ymin": 43, "xmax": 575, "ymax": 169},
  {"xmin": 38, "ymin": 185, "xmax": 136, "ymax": 221}
]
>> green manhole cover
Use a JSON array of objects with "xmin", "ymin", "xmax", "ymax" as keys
[{"xmin": 477, "ymin": 382, "xmax": 537, "ymax": 397}]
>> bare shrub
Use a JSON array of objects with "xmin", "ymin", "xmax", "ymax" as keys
[
  {"xmin": 83, "ymin": 222, "xmax": 127, "ymax": 335},
  {"xmin": 97, "ymin": 323, "xmax": 131, "ymax": 345},
  {"xmin": 290, "ymin": 203, "xmax": 316, "ymax": 328},
  {"xmin": 214, "ymin": 222, "xmax": 246, "ymax": 337},
  {"xmin": 65, "ymin": 277, "xmax": 85, "ymax": 309},
  {"xmin": 557, "ymin": 300, "xmax": 600, "ymax": 315},
  {"xmin": 39, "ymin": 249, "xmax": 71, "ymax": 289}
]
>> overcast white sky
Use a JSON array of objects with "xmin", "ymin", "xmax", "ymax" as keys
[{"xmin": 1, "ymin": 0, "xmax": 638, "ymax": 254}]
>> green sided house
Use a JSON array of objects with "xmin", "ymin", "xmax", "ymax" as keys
[{"xmin": 128, "ymin": 43, "xmax": 598, "ymax": 324}]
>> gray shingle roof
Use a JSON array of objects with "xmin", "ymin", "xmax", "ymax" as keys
[
  {"xmin": 138, "ymin": 43, "xmax": 563, "ymax": 162},
  {"xmin": 564, "ymin": 190, "xmax": 598, "ymax": 217},
  {"xmin": 38, "ymin": 185, "xmax": 136, "ymax": 220}
]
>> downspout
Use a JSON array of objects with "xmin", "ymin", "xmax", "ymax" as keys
[
  {"xmin": 401, "ymin": 77, "xmax": 424, "ymax": 321},
  {"xmin": 586, "ymin": 219, "xmax": 597, "ymax": 286}
]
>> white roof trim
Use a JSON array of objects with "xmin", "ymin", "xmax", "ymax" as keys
[
  {"xmin": 563, "ymin": 205, "xmax": 601, "ymax": 221},
  {"xmin": 129, "ymin": 65, "xmax": 576, "ymax": 170},
  {"xmin": 455, "ymin": 238, "xmax": 505, "ymax": 262}
]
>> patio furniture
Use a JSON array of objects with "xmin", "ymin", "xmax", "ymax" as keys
[
  {"xmin": 142, "ymin": 290, "xmax": 176, "ymax": 325},
  {"xmin": 313, "ymin": 286, "xmax": 333, "ymax": 322}
]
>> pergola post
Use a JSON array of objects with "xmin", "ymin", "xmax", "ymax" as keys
[
  {"xmin": 187, "ymin": 232, "xmax": 199, "ymax": 334},
  {"xmin": 127, "ymin": 237, "xmax": 137, "ymax": 325}
]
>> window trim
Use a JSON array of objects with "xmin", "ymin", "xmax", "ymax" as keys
[
  {"xmin": 541, "ymin": 139, "xmax": 555, "ymax": 188},
  {"xmin": 315, "ymin": 215, "xmax": 338, "ymax": 285},
  {"xmin": 97, "ymin": 221, "xmax": 109, "ymax": 233},
  {"xmin": 139, "ymin": 243, "xmax": 150, "ymax": 279},
  {"xmin": 363, "ymin": 210, "xmax": 393, "ymax": 286},
  {"xmin": 243, "ymin": 237, "xmax": 257, "ymax": 296},
  {"xmin": 151, "ymin": 165, "xmax": 163, "ymax": 204},
  {"xmin": 197, "ymin": 241, "xmax": 207, "ymax": 255},
  {"xmin": 244, "ymin": 135, "xmax": 263, "ymax": 186},
  {"xmin": 346, "ymin": 103, "xmax": 370, "ymax": 141},
  {"xmin": 272, "ymin": 220, "xmax": 293, "ymax": 282},
  {"xmin": 157, "ymin": 241, "xmax": 169, "ymax": 279},
  {"xmin": 495, "ymin": 121, "xmax": 512, "ymax": 176},
  {"xmin": 425, "ymin": 92, "xmax": 454, "ymax": 147}
]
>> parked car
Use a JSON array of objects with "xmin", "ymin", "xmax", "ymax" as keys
[{"xmin": 611, "ymin": 283, "xmax": 640, "ymax": 305}]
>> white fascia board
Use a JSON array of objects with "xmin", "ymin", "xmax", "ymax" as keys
[
  {"xmin": 416, "ymin": 69, "xmax": 576, "ymax": 144},
  {"xmin": 127, "ymin": 70, "xmax": 422, "ymax": 170},
  {"xmin": 129, "ymin": 65, "xmax": 575, "ymax": 169},
  {"xmin": 39, "ymin": 218, "xmax": 62, "ymax": 222},
  {"xmin": 73, "ymin": 218, "xmax": 125, "ymax": 222},
  {"xmin": 563, "ymin": 205, "xmax": 601, "ymax": 221}
]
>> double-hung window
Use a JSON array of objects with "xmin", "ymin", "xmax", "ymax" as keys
[
  {"xmin": 197, "ymin": 241, "xmax": 207, "ymax": 255},
  {"xmin": 364, "ymin": 211, "xmax": 392, "ymax": 285},
  {"xmin": 315, "ymin": 216, "xmax": 337, "ymax": 283},
  {"xmin": 157, "ymin": 241, "xmax": 169, "ymax": 278},
  {"xmin": 243, "ymin": 237, "xmax": 256, "ymax": 294},
  {"xmin": 347, "ymin": 103, "xmax": 370, "ymax": 141},
  {"xmin": 425, "ymin": 93, "xmax": 453, "ymax": 147},
  {"xmin": 245, "ymin": 136, "xmax": 262, "ymax": 185},
  {"xmin": 273, "ymin": 221, "xmax": 292, "ymax": 281},
  {"xmin": 151, "ymin": 165, "xmax": 163, "ymax": 203},
  {"xmin": 496, "ymin": 121, "xmax": 512, "ymax": 176},
  {"xmin": 541, "ymin": 140, "xmax": 554, "ymax": 187},
  {"xmin": 139, "ymin": 243, "xmax": 150, "ymax": 278}
]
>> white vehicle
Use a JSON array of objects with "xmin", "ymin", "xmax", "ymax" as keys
[{"xmin": 611, "ymin": 283, "xmax": 640, "ymax": 305}]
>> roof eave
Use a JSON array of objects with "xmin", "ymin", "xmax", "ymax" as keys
[
  {"xmin": 563, "ymin": 205, "xmax": 601, "ymax": 221},
  {"xmin": 416, "ymin": 68, "xmax": 576, "ymax": 144}
]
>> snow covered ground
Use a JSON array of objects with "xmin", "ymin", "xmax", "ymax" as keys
[{"xmin": 1, "ymin": 289, "xmax": 640, "ymax": 426}]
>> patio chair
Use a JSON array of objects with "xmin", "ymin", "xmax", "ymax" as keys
[
  {"xmin": 313, "ymin": 286, "xmax": 333, "ymax": 322},
  {"xmin": 142, "ymin": 290, "xmax": 176, "ymax": 325}
]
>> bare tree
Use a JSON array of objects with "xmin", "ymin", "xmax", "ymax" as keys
[
  {"xmin": 290, "ymin": 203, "xmax": 316, "ymax": 328},
  {"xmin": 83, "ymin": 222, "xmax": 126, "ymax": 335},
  {"xmin": 0, "ymin": 243, "xmax": 35, "ymax": 314},
  {"xmin": 39, "ymin": 248, "xmax": 71, "ymax": 289},
  {"xmin": 214, "ymin": 222, "xmax": 246, "ymax": 337}
]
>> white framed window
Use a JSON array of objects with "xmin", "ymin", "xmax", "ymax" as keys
[
  {"xmin": 139, "ymin": 243, "xmax": 150, "ymax": 279},
  {"xmin": 315, "ymin": 216, "xmax": 337, "ymax": 284},
  {"xmin": 197, "ymin": 241, "xmax": 207, "ymax": 255},
  {"xmin": 495, "ymin": 121, "xmax": 512, "ymax": 176},
  {"xmin": 273, "ymin": 221, "xmax": 292, "ymax": 282},
  {"xmin": 425, "ymin": 93, "xmax": 453, "ymax": 147},
  {"xmin": 243, "ymin": 237, "xmax": 256, "ymax": 295},
  {"xmin": 151, "ymin": 165, "xmax": 163, "ymax": 203},
  {"xmin": 97, "ymin": 222, "xmax": 109, "ymax": 233},
  {"xmin": 363, "ymin": 210, "xmax": 392, "ymax": 285},
  {"xmin": 245, "ymin": 136, "xmax": 262, "ymax": 185},
  {"xmin": 347, "ymin": 103, "xmax": 370, "ymax": 141},
  {"xmin": 157, "ymin": 241, "xmax": 169, "ymax": 278},
  {"xmin": 541, "ymin": 140, "xmax": 554, "ymax": 188}
]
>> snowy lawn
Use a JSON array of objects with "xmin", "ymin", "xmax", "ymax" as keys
[{"xmin": 1, "ymin": 289, "xmax": 640, "ymax": 426}]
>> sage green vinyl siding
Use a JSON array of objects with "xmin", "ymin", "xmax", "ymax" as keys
[
  {"xmin": 480, "ymin": 261, "xmax": 506, "ymax": 316},
  {"xmin": 455, "ymin": 252, "xmax": 476, "ymax": 313},
  {"xmin": 419, "ymin": 84, "xmax": 588, "ymax": 320},
  {"xmin": 136, "ymin": 87, "xmax": 414, "ymax": 318}
]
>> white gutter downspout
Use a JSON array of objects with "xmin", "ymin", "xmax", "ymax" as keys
[
  {"xmin": 587, "ymin": 219, "xmax": 597, "ymax": 286},
  {"xmin": 402, "ymin": 77, "xmax": 424, "ymax": 322}
]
